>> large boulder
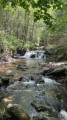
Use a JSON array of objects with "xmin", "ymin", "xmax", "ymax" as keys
[
  {"xmin": 5, "ymin": 104, "xmax": 30, "ymax": 120},
  {"xmin": 43, "ymin": 65, "xmax": 67, "ymax": 87},
  {"xmin": 1, "ymin": 77, "xmax": 9, "ymax": 86},
  {"xmin": 43, "ymin": 65, "xmax": 67, "ymax": 78},
  {"xmin": 50, "ymin": 66, "xmax": 67, "ymax": 76}
]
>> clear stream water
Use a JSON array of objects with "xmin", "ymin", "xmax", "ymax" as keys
[{"xmin": 0, "ymin": 51, "xmax": 67, "ymax": 120}]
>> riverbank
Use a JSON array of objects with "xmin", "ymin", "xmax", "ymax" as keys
[
  {"xmin": 45, "ymin": 45, "xmax": 67, "ymax": 62},
  {"xmin": 40, "ymin": 61, "xmax": 67, "ymax": 88}
]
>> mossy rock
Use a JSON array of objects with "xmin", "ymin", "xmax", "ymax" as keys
[
  {"xmin": 45, "ymin": 45, "xmax": 67, "ymax": 61},
  {"xmin": 50, "ymin": 66, "xmax": 67, "ymax": 76},
  {"xmin": 5, "ymin": 104, "xmax": 30, "ymax": 120}
]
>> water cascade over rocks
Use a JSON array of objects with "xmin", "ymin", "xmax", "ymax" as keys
[
  {"xmin": 19, "ymin": 50, "xmax": 46, "ymax": 59},
  {"xmin": 0, "ymin": 49, "xmax": 67, "ymax": 120}
]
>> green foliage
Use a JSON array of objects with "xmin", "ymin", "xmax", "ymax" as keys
[
  {"xmin": 40, "ymin": 1, "xmax": 67, "ymax": 47},
  {"xmin": 0, "ymin": 0, "xmax": 63, "ymax": 26},
  {"xmin": 0, "ymin": 31, "xmax": 23, "ymax": 52},
  {"xmin": 0, "ymin": 0, "xmax": 67, "ymax": 56},
  {"xmin": 24, "ymin": 42, "xmax": 35, "ymax": 50}
]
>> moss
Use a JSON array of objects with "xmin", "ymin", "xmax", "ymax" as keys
[{"xmin": 51, "ymin": 45, "xmax": 67, "ymax": 61}]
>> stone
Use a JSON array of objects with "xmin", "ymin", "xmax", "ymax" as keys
[
  {"xmin": 0, "ymin": 114, "xmax": 3, "ymax": 120},
  {"xmin": 42, "ymin": 67, "xmax": 53, "ymax": 76},
  {"xmin": 30, "ymin": 75, "xmax": 44, "ymax": 84},
  {"xmin": 30, "ymin": 54, "xmax": 35, "ymax": 58},
  {"xmin": 0, "ymin": 80, "xmax": 2, "ymax": 87},
  {"xmin": 18, "ymin": 77, "xmax": 23, "ymax": 81},
  {"xmin": 34, "ymin": 116, "xmax": 59, "ymax": 120},
  {"xmin": 1, "ymin": 77, "xmax": 9, "ymax": 86},
  {"xmin": 50, "ymin": 66, "xmax": 67, "ymax": 76},
  {"xmin": 31, "ymin": 101, "xmax": 52, "ymax": 112},
  {"xmin": 6, "ymin": 104, "xmax": 30, "ymax": 120},
  {"xmin": 40, "ymin": 116, "xmax": 59, "ymax": 120},
  {"xmin": 2, "ymin": 98, "xmax": 13, "ymax": 103},
  {"xmin": 17, "ymin": 48, "xmax": 26, "ymax": 56}
]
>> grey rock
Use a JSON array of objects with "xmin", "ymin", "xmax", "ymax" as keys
[{"xmin": 31, "ymin": 101, "xmax": 52, "ymax": 112}]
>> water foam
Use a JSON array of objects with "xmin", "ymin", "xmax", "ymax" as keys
[
  {"xmin": 23, "ymin": 51, "xmax": 46, "ymax": 59},
  {"xmin": 59, "ymin": 110, "xmax": 67, "ymax": 120},
  {"xmin": 42, "ymin": 76, "xmax": 58, "ymax": 85},
  {"xmin": 22, "ymin": 80, "xmax": 35, "ymax": 85}
]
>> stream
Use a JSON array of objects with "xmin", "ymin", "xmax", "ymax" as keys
[{"xmin": 0, "ymin": 50, "xmax": 67, "ymax": 120}]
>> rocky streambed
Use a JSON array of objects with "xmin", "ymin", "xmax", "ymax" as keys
[{"xmin": 0, "ymin": 51, "xmax": 67, "ymax": 120}]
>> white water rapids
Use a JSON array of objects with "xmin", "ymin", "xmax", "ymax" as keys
[
  {"xmin": 42, "ymin": 76, "xmax": 59, "ymax": 85},
  {"xmin": 19, "ymin": 50, "xmax": 46, "ymax": 59},
  {"xmin": 59, "ymin": 110, "xmax": 67, "ymax": 120}
]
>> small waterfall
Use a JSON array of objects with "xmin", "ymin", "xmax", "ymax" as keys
[
  {"xmin": 22, "ymin": 51, "xmax": 46, "ymax": 59},
  {"xmin": 23, "ymin": 51, "xmax": 35, "ymax": 58}
]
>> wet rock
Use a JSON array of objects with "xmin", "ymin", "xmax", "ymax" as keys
[
  {"xmin": 30, "ymin": 54, "xmax": 35, "ymax": 58},
  {"xmin": 17, "ymin": 64, "xmax": 28, "ymax": 71},
  {"xmin": 56, "ymin": 93, "xmax": 62, "ymax": 100},
  {"xmin": 1, "ymin": 77, "xmax": 9, "ymax": 86},
  {"xmin": 31, "ymin": 101, "xmax": 52, "ymax": 112},
  {"xmin": 15, "ymin": 77, "xmax": 23, "ymax": 82},
  {"xmin": 35, "ymin": 77, "xmax": 44, "ymax": 84},
  {"xmin": 17, "ymin": 48, "xmax": 26, "ymax": 56},
  {"xmin": 43, "ymin": 64, "xmax": 67, "ymax": 76},
  {"xmin": 34, "ymin": 116, "xmax": 59, "ymax": 120},
  {"xmin": 30, "ymin": 75, "xmax": 44, "ymax": 84},
  {"xmin": 30, "ymin": 76, "xmax": 34, "ymax": 80},
  {"xmin": 0, "ymin": 56, "xmax": 8, "ymax": 62},
  {"xmin": 44, "ymin": 117, "xmax": 59, "ymax": 120},
  {"xmin": 0, "ymin": 96, "xmax": 4, "ymax": 102},
  {"xmin": 5, "ymin": 104, "xmax": 30, "ymax": 120},
  {"xmin": 0, "ymin": 81, "xmax": 2, "ymax": 87},
  {"xmin": 50, "ymin": 66, "xmax": 67, "ymax": 77},
  {"xmin": 0, "ymin": 114, "xmax": 3, "ymax": 120},
  {"xmin": 43, "ymin": 65, "xmax": 67, "ymax": 87},
  {"xmin": 18, "ymin": 77, "xmax": 23, "ymax": 81},
  {"xmin": 42, "ymin": 67, "xmax": 54, "ymax": 76},
  {"xmin": 5, "ymin": 74, "xmax": 14, "ymax": 77},
  {"xmin": 17, "ymin": 67, "xmax": 26, "ymax": 71}
]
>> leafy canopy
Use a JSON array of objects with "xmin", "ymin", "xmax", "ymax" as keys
[{"xmin": 0, "ymin": 0, "xmax": 63, "ymax": 26}]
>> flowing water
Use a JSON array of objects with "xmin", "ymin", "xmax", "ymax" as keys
[{"xmin": 0, "ymin": 51, "xmax": 67, "ymax": 120}]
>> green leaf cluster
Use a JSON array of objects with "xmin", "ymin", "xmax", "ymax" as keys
[
  {"xmin": 0, "ymin": 31, "xmax": 23, "ymax": 52},
  {"xmin": 0, "ymin": 0, "xmax": 63, "ymax": 26}
]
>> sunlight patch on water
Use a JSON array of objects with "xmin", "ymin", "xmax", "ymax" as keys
[{"xmin": 59, "ymin": 110, "xmax": 67, "ymax": 120}]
